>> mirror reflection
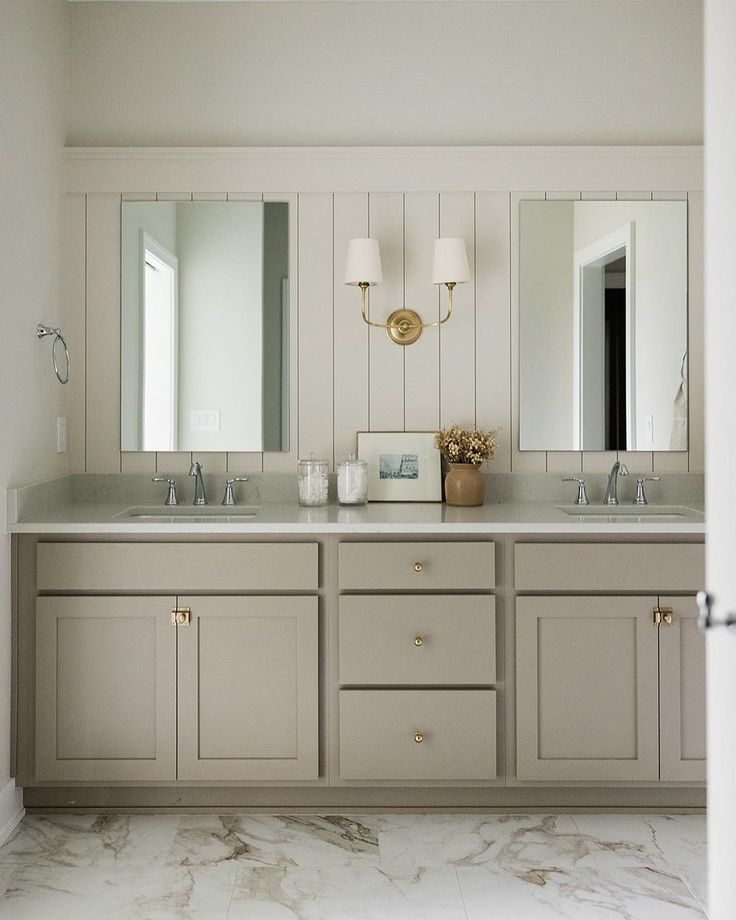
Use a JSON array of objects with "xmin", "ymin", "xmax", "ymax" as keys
[
  {"xmin": 519, "ymin": 200, "xmax": 688, "ymax": 452},
  {"xmin": 121, "ymin": 200, "xmax": 289, "ymax": 453}
]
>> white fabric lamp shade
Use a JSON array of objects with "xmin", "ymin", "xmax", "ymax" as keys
[
  {"xmin": 344, "ymin": 238, "xmax": 383, "ymax": 286},
  {"xmin": 432, "ymin": 238, "xmax": 470, "ymax": 285}
]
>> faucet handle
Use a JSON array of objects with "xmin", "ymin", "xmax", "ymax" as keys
[
  {"xmin": 152, "ymin": 476, "xmax": 178, "ymax": 506},
  {"xmin": 222, "ymin": 477, "xmax": 249, "ymax": 506},
  {"xmin": 633, "ymin": 475, "xmax": 661, "ymax": 506},
  {"xmin": 561, "ymin": 476, "xmax": 589, "ymax": 506}
]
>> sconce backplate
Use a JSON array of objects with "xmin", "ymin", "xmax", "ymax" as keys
[{"xmin": 386, "ymin": 309, "xmax": 423, "ymax": 346}]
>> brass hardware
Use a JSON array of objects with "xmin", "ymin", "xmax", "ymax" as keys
[
  {"xmin": 653, "ymin": 606, "xmax": 674, "ymax": 627},
  {"xmin": 414, "ymin": 562, "xmax": 424, "ymax": 573},
  {"xmin": 359, "ymin": 281, "xmax": 456, "ymax": 347},
  {"xmin": 171, "ymin": 606, "xmax": 191, "ymax": 626},
  {"xmin": 653, "ymin": 608, "xmax": 662, "ymax": 626},
  {"xmin": 414, "ymin": 731, "xmax": 424, "ymax": 744},
  {"xmin": 413, "ymin": 636, "xmax": 424, "ymax": 647}
]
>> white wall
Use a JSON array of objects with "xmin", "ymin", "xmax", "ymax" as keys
[
  {"xmin": 0, "ymin": 0, "xmax": 69, "ymax": 834},
  {"xmin": 177, "ymin": 203, "xmax": 264, "ymax": 451},
  {"xmin": 67, "ymin": 0, "xmax": 702, "ymax": 147},
  {"xmin": 519, "ymin": 201, "xmax": 575, "ymax": 450}
]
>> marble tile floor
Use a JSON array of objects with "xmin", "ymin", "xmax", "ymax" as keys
[{"xmin": 0, "ymin": 812, "xmax": 707, "ymax": 919}]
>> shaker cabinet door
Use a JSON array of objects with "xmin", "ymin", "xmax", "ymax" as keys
[
  {"xmin": 659, "ymin": 596, "xmax": 707, "ymax": 782},
  {"xmin": 177, "ymin": 596, "xmax": 319, "ymax": 781},
  {"xmin": 516, "ymin": 595, "xmax": 660, "ymax": 782},
  {"xmin": 36, "ymin": 596, "xmax": 177, "ymax": 782}
]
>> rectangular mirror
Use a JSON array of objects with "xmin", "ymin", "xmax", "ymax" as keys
[
  {"xmin": 121, "ymin": 200, "xmax": 289, "ymax": 453},
  {"xmin": 519, "ymin": 200, "xmax": 687, "ymax": 452}
]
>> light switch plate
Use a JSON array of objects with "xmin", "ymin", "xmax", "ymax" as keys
[{"xmin": 190, "ymin": 410, "xmax": 220, "ymax": 433}]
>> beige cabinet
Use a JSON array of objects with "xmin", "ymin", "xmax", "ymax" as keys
[
  {"xmin": 516, "ymin": 594, "xmax": 705, "ymax": 783},
  {"xmin": 516, "ymin": 596, "xmax": 660, "ymax": 782},
  {"xmin": 178, "ymin": 596, "xmax": 318, "ymax": 781},
  {"xmin": 35, "ymin": 594, "xmax": 318, "ymax": 784},
  {"xmin": 659, "ymin": 596, "xmax": 707, "ymax": 781},
  {"xmin": 36, "ymin": 597, "xmax": 177, "ymax": 782}
]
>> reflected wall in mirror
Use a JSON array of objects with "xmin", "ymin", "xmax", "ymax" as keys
[
  {"xmin": 121, "ymin": 201, "xmax": 289, "ymax": 452},
  {"xmin": 519, "ymin": 200, "xmax": 687, "ymax": 452}
]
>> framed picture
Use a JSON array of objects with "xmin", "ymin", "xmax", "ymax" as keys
[{"xmin": 357, "ymin": 431, "xmax": 441, "ymax": 502}]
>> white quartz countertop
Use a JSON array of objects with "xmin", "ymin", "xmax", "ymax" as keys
[{"xmin": 6, "ymin": 499, "xmax": 706, "ymax": 535}]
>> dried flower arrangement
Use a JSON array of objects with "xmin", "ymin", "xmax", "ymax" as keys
[{"xmin": 434, "ymin": 425, "xmax": 497, "ymax": 465}]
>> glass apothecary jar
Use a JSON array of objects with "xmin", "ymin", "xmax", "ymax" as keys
[
  {"xmin": 297, "ymin": 457, "xmax": 329, "ymax": 506},
  {"xmin": 337, "ymin": 455, "xmax": 368, "ymax": 505}
]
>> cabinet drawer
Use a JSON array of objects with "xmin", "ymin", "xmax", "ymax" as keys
[
  {"xmin": 37, "ymin": 542, "xmax": 318, "ymax": 592},
  {"xmin": 515, "ymin": 543, "xmax": 704, "ymax": 592},
  {"xmin": 339, "ymin": 689, "xmax": 497, "ymax": 780},
  {"xmin": 339, "ymin": 542, "xmax": 495, "ymax": 591},
  {"xmin": 339, "ymin": 596, "xmax": 495, "ymax": 686}
]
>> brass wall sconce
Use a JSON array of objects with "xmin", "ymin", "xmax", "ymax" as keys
[{"xmin": 344, "ymin": 237, "xmax": 470, "ymax": 346}]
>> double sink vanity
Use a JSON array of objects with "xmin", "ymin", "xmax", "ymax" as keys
[{"xmin": 8, "ymin": 470, "xmax": 706, "ymax": 812}]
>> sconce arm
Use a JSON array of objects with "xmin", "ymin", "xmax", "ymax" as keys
[
  {"xmin": 359, "ymin": 283, "xmax": 394, "ymax": 330},
  {"xmin": 414, "ymin": 282, "xmax": 455, "ymax": 329}
]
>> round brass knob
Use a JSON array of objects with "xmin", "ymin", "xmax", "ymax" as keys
[
  {"xmin": 413, "ymin": 636, "xmax": 424, "ymax": 647},
  {"xmin": 414, "ymin": 731, "xmax": 424, "ymax": 744},
  {"xmin": 414, "ymin": 562, "xmax": 424, "ymax": 573}
]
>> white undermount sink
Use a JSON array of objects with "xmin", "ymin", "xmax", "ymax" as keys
[
  {"xmin": 117, "ymin": 505, "xmax": 259, "ymax": 521},
  {"xmin": 557, "ymin": 504, "xmax": 697, "ymax": 522}
]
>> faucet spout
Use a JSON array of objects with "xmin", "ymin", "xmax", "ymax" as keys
[
  {"xmin": 188, "ymin": 461, "xmax": 208, "ymax": 506},
  {"xmin": 603, "ymin": 461, "xmax": 629, "ymax": 505}
]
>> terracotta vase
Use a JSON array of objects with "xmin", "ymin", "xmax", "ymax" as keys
[{"xmin": 444, "ymin": 462, "xmax": 485, "ymax": 507}]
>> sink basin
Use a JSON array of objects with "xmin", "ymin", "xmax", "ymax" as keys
[
  {"xmin": 557, "ymin": 504, "xmax": 697, "ymax": 522},
  {"xmin": 118, "ymin": 505, "xmax": 259, "ymax": 521}
]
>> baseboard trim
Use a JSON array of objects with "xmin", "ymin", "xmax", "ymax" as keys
[
  {"xmin": 23, "ymin": 784, "xmax": 707, "ymax": 813},
  {"xmin": 0, "ymin": 780, "xmax": 24, "ymax": 845}
]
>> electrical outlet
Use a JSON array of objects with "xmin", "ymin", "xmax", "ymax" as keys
[{"xmin": 56, "ymin": 416, "xmax": 67, "ymax": 453}]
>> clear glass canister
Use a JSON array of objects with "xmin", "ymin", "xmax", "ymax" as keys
[
  {"xmin": 297, "ymin": 457, "xmax": 329, "ymax": 506},
  {"xmin": 337, "ymin": 455, "xmax": 368, "ymax": 505}
]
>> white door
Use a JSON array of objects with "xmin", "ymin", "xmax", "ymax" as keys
[{"xmin": 704, "ymin": 2, "xmax": 736, "ymax": 917}]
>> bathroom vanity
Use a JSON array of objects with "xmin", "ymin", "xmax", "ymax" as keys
[{"xmin": 8, "ymin": 488, "xmax": 706, "ymax": 812}]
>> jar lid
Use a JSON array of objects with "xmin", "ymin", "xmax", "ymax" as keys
[{"xmin": 338, "ymin": 454, "xmax": 367, "ymax": 467}]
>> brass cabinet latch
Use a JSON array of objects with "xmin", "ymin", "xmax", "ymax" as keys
[
  {"xmin": 653, "ymin": 606, "xmax": 673, "ymax": 627},
  {"xmin": 171, "ymin": 606, "xmax": 191, "ymax": 626}
]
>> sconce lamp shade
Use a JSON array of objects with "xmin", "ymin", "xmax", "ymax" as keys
[
  {"xmin": 344, "ymin": 238, "xmax": 383, "ymax": 286},
  {"xmin": 432, "ymin": 238, "xmax": 470, "ymax": 285}
]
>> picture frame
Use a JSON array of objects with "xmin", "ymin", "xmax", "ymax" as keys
[{"xmin": 356, "ymin": 431, "xmax": 442, "ymax": 502}]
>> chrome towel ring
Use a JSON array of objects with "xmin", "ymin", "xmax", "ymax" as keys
[{"xmin": 37, "ymin": 324, "xmax": 70, "ymax": 384}]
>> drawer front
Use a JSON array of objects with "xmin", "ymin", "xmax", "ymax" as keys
[
  {"xmin": 339, "ymin": 542, "xmax": 495, "ymax": 591},
  {"xmin": 339, "ymin": 689, "xmax": 497, "ymax": 780},
  {"xmin": 515, "ymin": 543, "xmax": 704, "ymax": 592},
  {"xmin": 37, "ymin": 542, "xmax": 318, "ymax": 592},
  {"xmin": 339, "ymin": 596, "xmax": 495, "ymax": 686}
]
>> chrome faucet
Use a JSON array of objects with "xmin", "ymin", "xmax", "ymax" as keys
[
  {"xmin": 603, "ymin": 461, "xmax": 629, "ymax": 505},
  {"xmin": 189, "ymin": 460, "xmax": 208, "ymax": 505}
]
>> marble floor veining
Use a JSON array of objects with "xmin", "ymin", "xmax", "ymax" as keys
[{"xmin": 0, "ymin": 812, "xmax": 707, "ymax": 919}]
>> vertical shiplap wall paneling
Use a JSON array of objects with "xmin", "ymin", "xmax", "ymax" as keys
[
  {"xmin": 475, "ymin": 193, "xmax": 512, "ymax": 472},
  {"xmin": 190, "ymin": 193, "xmax": 229, "ymax": 474},
  {"xmin": 510, "ymin": 192, "xmax": 546, "ymax": 471},
  {"xmin": 438, "ymin": 193, "xmax": 476, "ymax": 428},
  {"xmin": 652, "ymin": 191, "xmax": 690, "ymax": 474},
  {"xmin": 66, "ymin": 194, "xmax": 87, "ymax": 474},
  {"xmin": 226, "ymin": 192, "xmax": 266, "ymax": 474},
  {"xmin": 368, "ymin": 193, "xmax": 405, "ymax": 431},
  {"xmin": 686, "ymin": 190, "xmax": 705, "ymax": 473},
  {"xmin": 579, "ymin": 191, "xmax": 619, "ymax": 475},
  {"xmin": 154, "ymin": 192, "xmax": 194, "ymax": 476},
  {"xmin": 333, "ymin": 194, "xmax": 369, "ymax": 464},
  {"xmin": 296, "ymin": 193, "xmax": 334, "ymax": 465},
  {"xmin": 614, "ymin": 190, "xmax": 655, "ymax": 474},
  {"xmin": 85, "ymin": 193, "xmax": 122, "ymax": 474},
  {"xmin": 120, "ymin": 192, "xmax": 157, "ymax": 474},
  {"xmin": 545, "ymin": 192, "xmax": 583, "ymax": 475},
  {"xmin": 404, "ymin": 193, "xmax": 440, "ymax": 431},
  {"xmin": 263, "ymin": 192, "xmax": 299, "ymax": 472}
]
